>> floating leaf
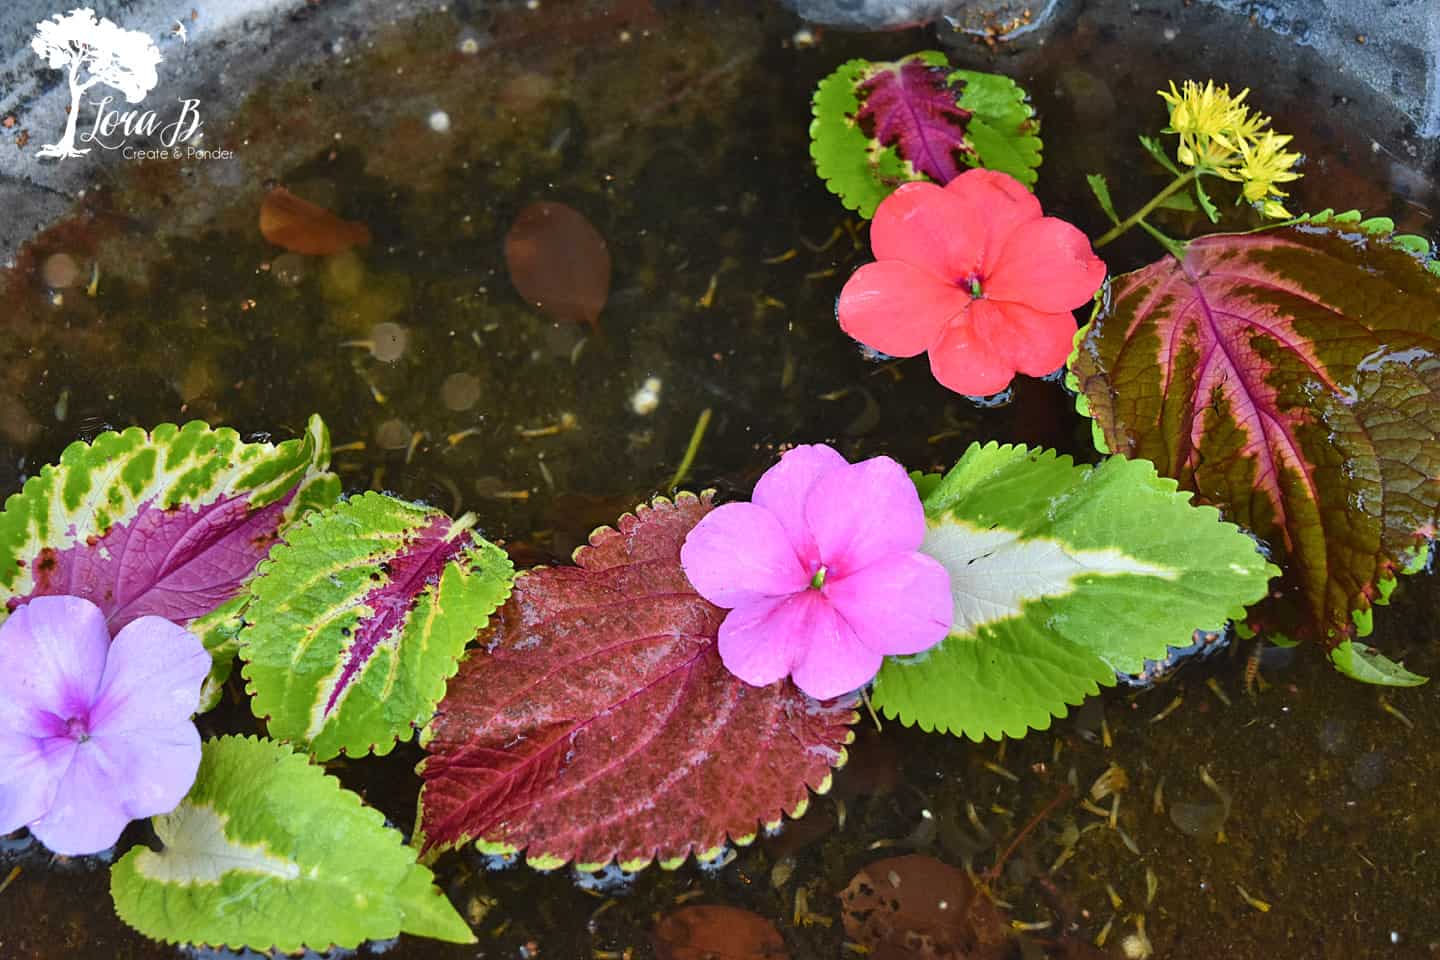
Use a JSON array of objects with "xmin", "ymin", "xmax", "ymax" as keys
[
  {"xmin": 241, "ymin": 493, "xmax": 513, "ymax": 760},
  {"xmin": 0, "ymin": 417, "xmax": 339, "ymax": 706},
  {"xmin": 653, "ymin": 905, "xmax": 789, "ymax": 960},
  {"xmin": 840, "ymin": 855, "xmax": 1008, "ymax": 960},
  {"xmin": 111, "ymin": 736, "xmax": 473, "ymax": 952},
  {"xmin": 504, "ymin": 201, "xmax": 611, "ymax": 331},
  {"xmin": 259, "ymin": 187, "xmax": 372, "ymax": 256},
  {"xmin": 417, "ymin": 493, "xmax": 857, "ymax": 870},
  {"xmin": 873, "ymin": 444, "xmax": 1274, "ymax": 739},
  {"xmin": 810, "ymin": 52, "xmax": 1041, "ymax": 218},
  {"xmin": 1068, "ymin": 221, "xmax": 1440, "ymax": 654}
]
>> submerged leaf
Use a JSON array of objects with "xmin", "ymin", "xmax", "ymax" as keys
[
  {"xmin": 241, "ymin": 493, "xmax": 513, "ymax": 760},
  {"xmin": 111, "ymin": 736, "xmax": 473, "ymax": 952},
  {"xmin": 1329, "ymin": 640, "xmax": 1427, "ymax": 687},
  {"xmin": 504, "ymin": 201, "xmax": 611, "ymax": 330},
  {"xmin": 810, "ymin": 53, "xmax": 1041, "ymax": 218},
  {"xmin": 873, "ymin": 444, "xmax": 1274, "ymax": 739},
  {"xmin": 653, "ymin": 905, "xmax": 789, "ymax": 960},
  {"xmin": 259, "ymin": 187, "xmax": 372, "ymax": 256},
  {"xmin": 840, "ymin": 855, "xmax": 1008, "ymax": 960},
  {"xmin": 417, "ymin": 492, "xmax": 857, "ymax": 870},
  {"xmin": 1068, "ymin": 221, "xmax": 1440, "ymax": 652},
  {"xmin": 0, "ymin": 417, "xmax": 339, "ymax": 706}
]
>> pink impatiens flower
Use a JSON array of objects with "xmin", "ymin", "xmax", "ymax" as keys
[
  {"xmin": 680, "ymin": 444, "xmax": 953, "ymax": 699},
  {"xmin": 837, "ymin": 168, "xmax": 1107, "ymax": 397},
  {"xmin": 0, "ymin": 595, "xmax": 209, "ymax": 856}
]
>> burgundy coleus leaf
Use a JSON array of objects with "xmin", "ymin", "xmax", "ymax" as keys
[
  {"xmin": 239, "ymin": 492, "xmax": 513, "ymax": 760},
  {"xmin": 416, "ymin": 492, "xmax": 859, "ymax": 871},
  {"xmin": 0, "ymin": 417, "xmax": 339, "ymax": 702},
  {"xmin": 1069, "ymin": 217, "xmax": 1440, "ymax": 645},
  {"xmin": 854, "ymin": 54, "xmax": 973, "ymax": 185}
]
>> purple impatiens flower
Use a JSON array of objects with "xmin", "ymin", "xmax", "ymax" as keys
[
  {"xmin": 0, "ymin": 595, "xmax": 209, "ymax": 856},
  {"xmin": 680, "ymin": 444, "xmax": 954, "ymax": 699}
]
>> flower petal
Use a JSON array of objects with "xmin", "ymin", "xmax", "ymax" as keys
[
  {"xmin": 788, "ymin": 601, "xmax": 884, "ymax": 700},
  {"xmin": 870, "ymin": 180, "xmax": 985, "ymax": 281},
  {"xmin": 680, "ymin": 503, "xmax": 809, "ymax": 609},
  {"xmin": 29, "ymin": 722, "xmax": 201, "ymax": 856},
  {"xmin": 970, "ymin": 299, "xmax": 1078, "ymax": 379},
  {"xmin": 926, "ymin": 306, "xmax": 1017, "ymax": 397},
  {"xmin": 751, "ymin": 444, "xmax": 847, "ymax": 566},
  {"xmin": 983, "ymin": 216, "xmax": 1107, "ymax": 313},
  {"xmin": 716, "ymin": 593, "xmax": 807, "ymax": 688},
  {"xmin": 716, "ymin": 590, "xmax": 877, "ymax": 699},
  {"xmin": 837, "ymin": 260, "xmax": 971, "ymax": 359},
  {"xmin": 826, "ymin": 553, "xmax": 953, "ymax": 656},
  {"xmin": 0, "ymin": 596, "xmax": 110, "ymax": 732},
  {"xmin": 0, "ymin": 732, "xmax": 71, "ymax": 836},
  {"xmin": 88, "ymin": 616, "xmax": 209, "ymax": 735},
  {"xmin": 943, "ymin": 169, "xmax": 1043, "ymax": 276},
  {"xmin": 804, "ymin": 457, "xmax": 926, "ymax": 574}
]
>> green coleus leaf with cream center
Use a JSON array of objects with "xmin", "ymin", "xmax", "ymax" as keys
[
  {"xmin": 0, "ymin": 416, "xmax": 339, "ymax": 710},
  {"xmin": 872, "ymin": 443, "xmax": 1276, "ymax": 740},
  {"xmin": 111, "ymin": 736, "xmax": 473, "ymax": 951},
  {"xmin": 240, "ymin": 492, "xmax": 513, "ymax": 760}
]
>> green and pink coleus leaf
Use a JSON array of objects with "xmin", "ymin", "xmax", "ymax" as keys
[
  {"xmin": 810, "ymin": 52, "xmax": 1041, "ymax": 218},
  {"xmin": 416, "ymin": 492, "xmax": 858, "ymax": 871},
  {"xmin": 1067, "ymin": 214, "xmax": 1440, "ymax": 662},
  {"xmin": 240, "ymin": 492, "xmax": 513, "ymax": 761},
  {"xmin": 0, "ymin": 416, "xmax": 339, "ymax": 705}
]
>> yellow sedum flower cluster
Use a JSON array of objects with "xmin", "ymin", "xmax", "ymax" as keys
[{"xmin": 1158, "ymin": 80, "xmax": 1303, "ymax": 218}]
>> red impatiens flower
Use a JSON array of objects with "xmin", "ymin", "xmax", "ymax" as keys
[{"xmin": 837, "ymin": 169, "xmax": 1107, "ymax": 397}]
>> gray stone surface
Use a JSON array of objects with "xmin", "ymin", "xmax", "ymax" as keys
[{"xmin": 0, "ymin": 0, "xmax": 451, "ymax": 264}]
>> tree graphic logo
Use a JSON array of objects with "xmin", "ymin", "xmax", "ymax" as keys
[{"xmin": 31, "ymin": 8, "xmax": 163, "ymax": 160}]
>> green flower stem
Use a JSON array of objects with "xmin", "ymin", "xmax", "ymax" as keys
[{"xmin": 1096, "ymin": 167, "xmax": 1200, "ymax": 248}]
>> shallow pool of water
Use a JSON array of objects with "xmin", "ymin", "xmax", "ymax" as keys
[{"xmin": 0, "ymin": 1, "xmax": 1437, "ymax": 957}]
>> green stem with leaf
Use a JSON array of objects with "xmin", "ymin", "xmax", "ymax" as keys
[{"xmin": 1096, "ymin": 168, "xmax": 1199, "ymax": 248}]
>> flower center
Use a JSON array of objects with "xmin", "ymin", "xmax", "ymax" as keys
[
  {"xmin": 967, "ymin": 275, "xmax": 984, "ymax": 299},
  {"xmin": 65, "ymin": 715, "xmax": 91, "ymax": 743},
  {"xmin": 809, "ymin": 565, "xmax": 828, "ymax": 590}
]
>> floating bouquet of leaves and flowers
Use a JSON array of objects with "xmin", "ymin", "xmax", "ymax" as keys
[{"xmin": 0, "ymin": 50, "xmax": 1437, "ymax": 956}]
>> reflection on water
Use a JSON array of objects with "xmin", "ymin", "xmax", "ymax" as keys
[{"xmin": 0, "ymin": 1, "xmax": 1436, "ymax": 957}]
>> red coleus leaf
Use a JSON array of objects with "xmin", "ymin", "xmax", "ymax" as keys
[
  {"xmin": 416, "ymin": 492, "xmax": 858, "ymax": 870},
  {"xmin": 1069, "ymin": 220, "xmax": 1440, "ymax": 644}
]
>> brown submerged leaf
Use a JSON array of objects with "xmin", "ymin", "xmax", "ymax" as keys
[
  {"xmin": 840, "ymin": 855, "xmax": 1010, "ymax": 960},
  {"xmin": 504, "ymin": 201, "xmax": 611, "ymax": 330},
  {"xmin": 259, "ymin": 187, "xmax": 371, "ymax": 255},
  {"xmin": 653, "ymin": 905, "xmax": 789, "ymax": 960}
]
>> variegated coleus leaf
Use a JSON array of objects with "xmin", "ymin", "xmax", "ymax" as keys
[
  {"xmin": 0, "ymin": 416, "xmax": 339, "ymax": 707},
  {"xmin": 810, "ymin": 51, "xmax": 1041, "ymax": 218},
  {"xmin": 240, "ymin": 492, "xmax": 513, "ymax": 760},
  {"xmin": 874, "ymin": 444, "xmax": 1275, "ymax": 740},
  {"xmin": 111, "ymin": 736, "xmax": 473, "ymax": 952},
  {"xmin": 417, "ymin": 493, "xmax": 858, "ymax": 871},
  {"xmin": 1067, "ymin": 213, "xmax": 1440, "ymax": 666}
]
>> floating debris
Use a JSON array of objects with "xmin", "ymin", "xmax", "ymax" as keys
[
  {"xmin": 630, "ymin": 376, "xmax": 662, "ymax": 415},
  {"xmin": 441, "ymin": 372, "xmax": 482, "ymax": 411},
  {"xmin": 41, "ymin": 252, "xmax": 80, "ymax": 289},
  {"xmin": 504, "ymin": 201, "xmax": 611, "ymax": 331},
  {"xmin": 260, "ymin": 187, "xmax": 371, "ymax": 256}
]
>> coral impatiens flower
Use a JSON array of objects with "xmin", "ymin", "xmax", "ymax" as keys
[
  {"xmin": 680, "ymin": 444, "xmax": 953, "ymax": 699},
  {"xmin": 0, "ymin": 595, "xmax": 209, "ymax": 856},
  {"xmin": 837, "ymin": 169, "xmax": 1106, "ymax": 397}
]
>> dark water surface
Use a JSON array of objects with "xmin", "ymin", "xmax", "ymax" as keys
[{"xmin": 0, "ymin": 1, "xmax": 1437, "ymax": 957}]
